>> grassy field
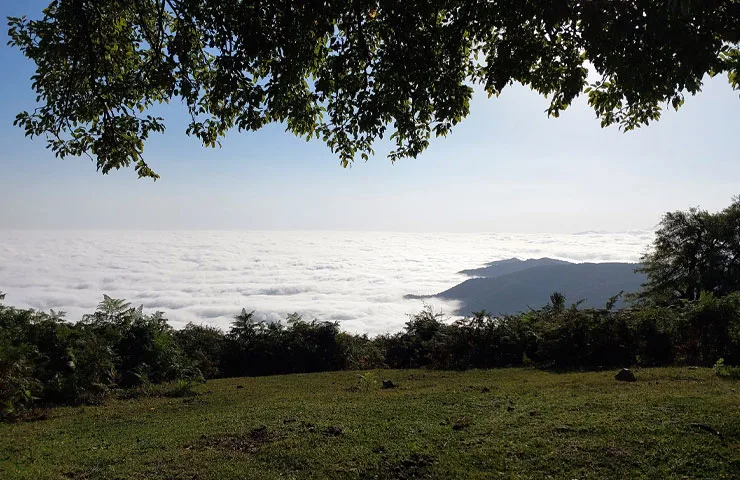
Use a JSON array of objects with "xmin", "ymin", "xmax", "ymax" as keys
[{"xmin": 1, "ymin": 367, "xmax": 739, "ymax": 479}]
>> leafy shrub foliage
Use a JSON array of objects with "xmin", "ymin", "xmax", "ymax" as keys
[
  {"xmin": 713, "ymin": 358, "xmax": 740, "ymax": 380},
  {"xmin": 175, "ymin": 323, "xmax": 226, "ymax": 379},
  {"xmin": 0, "ymin": 295, "xmax": 186, "ymax": 420},
  {"xmin": 220, "ymin": 311, "xmax": 372, "ymax": 377},
  {"xmin": 3, "ymin": 288, "xmax": 740, "ymax": 420}
]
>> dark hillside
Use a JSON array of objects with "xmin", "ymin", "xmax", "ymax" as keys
[
  {"xmin": 410, "ymin": 261, "xmax": 644, "ymax": 315},
  {"xmin": 458, "ymin": 257, "xmax": 571, "ymax": 278}
]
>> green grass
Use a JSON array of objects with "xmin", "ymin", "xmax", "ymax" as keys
[{"xmin": 1, "ymin": 368, "xmax": 739, "ymax": 479}]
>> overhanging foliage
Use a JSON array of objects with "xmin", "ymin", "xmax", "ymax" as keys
[{"xmin": 8, "ymin": 0, "xmax": 740, "ymax": 178}]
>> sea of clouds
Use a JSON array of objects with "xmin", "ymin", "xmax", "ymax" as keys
[{"xmin": 0, "ymin": 230, "xmax": 653, "ymax": 334}]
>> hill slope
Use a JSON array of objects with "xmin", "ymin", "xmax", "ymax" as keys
[
  {"xmin": 0, "ymin": 368, "xmax": 737, "ymax": 479},
  {"xmin": 410, "ymin": 260, "xmax": 645, "ymax": 315},
  {"xmin": 457, "ymin": 257, "xmax": 571, "ymax": 278}
]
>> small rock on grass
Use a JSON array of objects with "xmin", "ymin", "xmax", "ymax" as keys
[{"xmin": 615, "ymin": 368, "xmax": 636, "ymax": 382}]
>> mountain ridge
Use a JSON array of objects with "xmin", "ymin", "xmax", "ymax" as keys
[
  {"xmin": 407, "ymin": 258, "xmax": 645, "ymax": 316},
  {"xmin": 457, "ymin": 257, "xmax": 572, "ymax": 278}
]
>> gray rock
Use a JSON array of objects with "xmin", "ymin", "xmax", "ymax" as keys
[{"xmin": 615, "ymin": 368, "xmax": 636, "ymax": 382}]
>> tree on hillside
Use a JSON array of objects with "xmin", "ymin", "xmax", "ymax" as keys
[
  {"xmin": 8, "ymin": 1, "xmax": 740, "ymax": 179},
  {"xmin": 96, "ymin": 295, "xmax": 133, "ymax": 320},
  {"xmin": 637, "ymin": 196, "xmax": 740, "ymax": 305},
  {"xmin": 229, "ymin": 308, "xmax": 257, "ymax": 342}
]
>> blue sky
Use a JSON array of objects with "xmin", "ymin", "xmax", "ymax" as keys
[{"xmin": 1, "ymin": 1, "xmax": 739, "ymax": 232}]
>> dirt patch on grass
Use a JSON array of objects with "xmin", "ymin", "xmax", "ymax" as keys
[
  {"xmin": 452, "ymin": 417, "xmax": 473, "ymax": 431},
  {"xmin": 322, "ymin": 425, "xmax": 343, "ymax": 437},
  {"xmin": 62, "ymin": 471, "xmax": 94, "ymax": 479},
  {"xmin": 361, "ymin": 453, "xmax": 436, "ymax": 479},
  {"xmin": 189, "ymin": 426, "xmax": 278, "ymax": 454}
]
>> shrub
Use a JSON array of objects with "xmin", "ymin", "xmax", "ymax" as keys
[
  {"xmin": 82, "ymin": 302, "xmax": 184, "ymax": 387},
  {"xmin": 0, "ymin": 341, "xmax": 41, "ymax": 420},
  {"xmin": 175, "ymin": 323, "xmax": 227, "ymax": 379},
  {"xmin": 713, "ymin": 358, "xmax": 740, "ymax": 379},
  {"xmin": 5, "ymin": 286, "xmax": 740, "ymax": 422},
  {"xmin": 336, "ymin": 333, "xmax": 385, "ymax": 370},
  {"xmin": 222, "ymin": 312, "xmax": 353, "ymax": 377},
  {"xmin": 165, "ymin": 368, "xmax": 206, "ymax": 398}
]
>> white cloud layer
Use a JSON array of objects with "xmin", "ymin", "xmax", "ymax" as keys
[{"xmin": 0, "ymin": 230, "xmax": 652, "ymax": 334}]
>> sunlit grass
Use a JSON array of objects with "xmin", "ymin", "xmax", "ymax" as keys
[{"xmin": 1, "ymin": 367, "xmax": 739, "ymax": 479}]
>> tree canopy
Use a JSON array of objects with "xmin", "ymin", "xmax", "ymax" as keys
[
  {"xmin": 8, "ymin": 0, "xmax": 740, "ymax": 179},
  {"xmin": 638, "ymin": 196, "xmax": 740, "ymax": 305}
]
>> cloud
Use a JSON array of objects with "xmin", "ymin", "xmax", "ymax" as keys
[{"xmin": 0, "ymin": 230, "xmax": 651, "ymax": 335}]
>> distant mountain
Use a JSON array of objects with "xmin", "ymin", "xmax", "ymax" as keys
[
  {"xmin": 408, "ymin": 259, "xmax": 645, "ymax": 316},
  {"xmin": 458, "ymin": 257, "xmax": 571, "ymax": 278}
]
